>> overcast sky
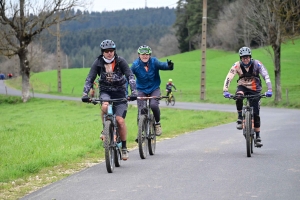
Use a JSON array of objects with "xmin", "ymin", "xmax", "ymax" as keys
[{"xmin": 89, "ymin": 0, "xmax": 177, "ymax": 12}]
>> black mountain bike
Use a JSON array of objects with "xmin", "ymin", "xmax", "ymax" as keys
[
  {"xmin": 230, "ymin": 93, "xmax": 266, "ymax": 157},
  {"xmin": 137, "ymin": 96, "xmax": 168, "ymax": 159},
  {"xmin": 92, "ymin": 98, "xmax": 127, "ymax": 173}
]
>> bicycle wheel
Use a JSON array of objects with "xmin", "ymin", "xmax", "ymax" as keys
[
  {"xmin": 250, "ymin": 128, "xmax": 254, "ymax": 154},
  {"xmin": 170, "ymin": 96, "xmax": 175, "ymax": 106},
  {"xmin": 114, "ymin": 140, "xmax": 121, "ymax": 167},
  {"xmin": 104, "ymin": 120, "xmax": 115, "ymax": 173},
  {"xmin": 165, "ymin": 98, "xmax": 169, "ymax": 106},
  {"xmin": 148, "ymin": 114, "xmax": 156, "ymax": 155},
  {"xmin": 245, "ymin": 111, "xmax": 252, "ymax": 157},
  {"xmin": 138, "ymin": 115, "xmax": 148, "ymax": 159}
]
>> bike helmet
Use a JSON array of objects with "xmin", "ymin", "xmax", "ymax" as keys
[
  {"xmin": 169, "ymin": 79, "xmax": 172, "ymax": 82},
  {"xmin": 100, "ymin": 39, "xmax": 116, "ymax": 51},
  {"xmin": 137, "ymin": 45, "xmax": 152, "ymax": 55},
  {"xmin": 239, "ymin": 47, "xmax": 252, "ymax": 58}
]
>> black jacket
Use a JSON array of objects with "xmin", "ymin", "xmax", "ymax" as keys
[{"xmin": 83, "ymin": 54, "xmax": 136, "ymax": 94}]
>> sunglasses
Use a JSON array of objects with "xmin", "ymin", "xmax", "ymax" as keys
[{"xmin": 104, "ymin": 49, "xmax": 114, "ymax": 53}]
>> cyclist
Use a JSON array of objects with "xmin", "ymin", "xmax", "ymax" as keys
[
  {"xmin": 131, "ymin": 45, "xmax": 174, "ymax": 136},
  {"xmin": 81, "ymin": 39, "xmax": 137, "ymax": 160},
  {"xmin": 166, "ymin": 78, "xmax": 177, "ymax": 101},
  {"xmin": 222, "ymin": 46, "xmax": 272, "ymax": 147}
]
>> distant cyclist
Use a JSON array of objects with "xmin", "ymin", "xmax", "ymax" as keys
[
  {"xmin": 131, "ymin": 45, "xmax": 174, "ymax": 136},
  {"xmin": 81, "ymin": 39, "xmax": 137, "ymax": 160},
  {"xmin": 166, "ymin": 78, "xmax": 177, "ymax": 98},
  {"xmin": 222, "ymin": 46, "xmax": 272, "ymax": 147}
]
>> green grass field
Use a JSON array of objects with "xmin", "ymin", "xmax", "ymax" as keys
[{"xmin": 1, "ymin": 39, "xmax": 300, "ymax": 199}]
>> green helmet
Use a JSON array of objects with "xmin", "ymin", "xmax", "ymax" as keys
[{"xmin": 137, "ymin": 45, "xmax": 152, "ymax": 55}]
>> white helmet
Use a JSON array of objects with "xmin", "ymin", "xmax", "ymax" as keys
[{"xmin": 239, "ymin": 47, "xmax": 252, "ymax": 58}]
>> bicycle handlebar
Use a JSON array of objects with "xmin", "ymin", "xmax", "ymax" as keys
[
  {"xmin": 90, "ymin": 97, "xmax": 128, "ymax": 105},
  {"xmin": 229, "ymin": 93, "xmax": 266, "ymax": 100},
  {"xmin": 137, "ymin": 96, "xmax": 169, "ymax": 100}
]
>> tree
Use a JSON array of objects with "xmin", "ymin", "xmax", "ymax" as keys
[
  {"xmin": 245, "ymin": 0, "xmax": 300, "ymax": 103},
  {"xmin": 0, "ymin": 0, "xmax": 86, "ymax": 102}
]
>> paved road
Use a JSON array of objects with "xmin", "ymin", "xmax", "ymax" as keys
[{"xmin": 1, "ymin": 80, "xmax": 299, "ymax": 200}]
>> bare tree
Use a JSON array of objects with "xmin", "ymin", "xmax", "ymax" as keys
[
  {"xmin": 0, "ymin": 0, "xmax": 88, "ymax": 102},
  {"xmin": 245, "ymin": 0, "xmax": 300, "ymax": 103}
]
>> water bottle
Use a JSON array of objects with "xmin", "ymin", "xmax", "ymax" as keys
[{"xmin": 117, "ymin": 142, "xmax": 122, "ymax": 149}]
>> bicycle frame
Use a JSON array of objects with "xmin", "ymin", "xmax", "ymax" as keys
[
  {"xmin": 230, "ymin": 93, "xmax": 265, "ymax": 157},
  {"xmin": 91, "ymin": 97, "xmax": 127, "ymax": 173},
  {"xmin": 137, "ymin": 96, "xmax": 168, "ymax": 159}
]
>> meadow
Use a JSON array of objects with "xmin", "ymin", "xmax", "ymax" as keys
[{"xmin": 1, "ymin": 39, "xmax": 300, "ymax": 199}]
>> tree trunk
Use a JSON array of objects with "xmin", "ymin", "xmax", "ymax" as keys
[
  {"xmin": 19, "ymin": 49, "xmax": 31, "ymax": 102},
  {"xmin": 272, "ymin": 42, "xmax": 282, "ymax": 103}
]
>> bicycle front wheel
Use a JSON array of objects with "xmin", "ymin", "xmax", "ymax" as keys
[
  {"xmin": 138, "ymin": 115, "xmax": 148, "ymax": 159},
  {"xmin": 104, "ymin": 120, "xmax": 115, "ymax": 173},
  {"xmin": 148, "ymin": 114, "xmax": 156, "ymax": 155},
  {"xmin": 165, "ymin": 98, "xmax": 169, "ymax": 106},
  {"xmin": 245, "ymin": 111, "xmax": 252, "ymax": 157},
  {"xmin": 170, "ymin": 96, "xmax": 175, "ymax": 106}
]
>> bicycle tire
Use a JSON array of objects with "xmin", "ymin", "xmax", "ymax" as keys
[
  {"xmin": 251, "ymin": 128, "xmax": 254, "ymax": 154},
  {"xmin": 148, "ymin": 114, "xmax": 156, "ymax": 155},
  {"xmin": 165, "ymin": 98, "xmax": 169, "ymax": 106},
  {"xmin": 138, "ymin": 115, "xmax": 148, "ymax": 159},
  {"xmin": 170, "ymin": 96, "xmax": 175, "ymax": 106},
  {"xmin": 104, "ymin": 120, "xmax": 115, "ymax": 173},
  {"xmin": 245, "ymin": 111, "xmax": 252, "ymax": 157},
  {"xmin": 114, "ymin": 140, "xmax": 121, "ymax": 167}
]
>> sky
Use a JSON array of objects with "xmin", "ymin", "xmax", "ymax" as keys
[{"xmin": 89, "ymin": 0, "xmax": 177, "ymax": 12}]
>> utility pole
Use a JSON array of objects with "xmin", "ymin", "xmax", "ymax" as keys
[
  {"xmin": 200, "ymin": 0, "xmax": 207, "ymax": 100},
  {"xmin": 57, "ymin": 14, "xmax": 62, "ymax": 93}
]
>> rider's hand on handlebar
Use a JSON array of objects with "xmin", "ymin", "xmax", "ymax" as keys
[
  {"xmin": 128, "ymin": 90, "xmax": 137, "ymax": 101},
  {"xmin": 265, "ymin": 90, "xmax": 272, "ymax": 97},
  {"xmin": 223, "ymin": 91, "xmax": 231, "ymax": 98},
  {"xmin": 81, "ymin": 94, "xmax": 90, "ymax": 102},
  {"xmin": 128, "ymin": 95, "xmax": 137, "ymax": 101}
]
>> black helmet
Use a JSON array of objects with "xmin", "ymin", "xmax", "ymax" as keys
[{"xmin": 100, "ymin": 39, "xmax": 116, "ymax": 50}]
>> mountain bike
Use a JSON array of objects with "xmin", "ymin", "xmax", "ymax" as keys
[
  {"xmin": 229, "ymin": 93, "xmax": 266, "ymax": 157},
  {"xmin": 137, "ymin": 96, "xmax": 168, "ymax": 159},
  {"xmin": 91, "ymin": 98, "xmax": 127, "ymax": 173},
  {"xmin": 165, "ymin": 91, "xmax": 175, "ymax": 106}
]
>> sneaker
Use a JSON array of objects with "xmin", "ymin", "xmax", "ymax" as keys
[
  {"xmin": 122, "ymin": 148, "xmax": 129, "ymax": 160},
  {"xmin": 155, "ymin": 123, "xmax": 162, "ymax": 136},
  {"xmin": 255, "ymin": 137, "xmax": 263, "ymax": 147},
  {"xmin": 236, "ymin": 118, "xmax": 243, "ymax": 130}
]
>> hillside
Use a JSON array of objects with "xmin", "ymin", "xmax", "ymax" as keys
[{"xmin": 38, "ymin": 7, "xmax": 176, "ymax": 68}]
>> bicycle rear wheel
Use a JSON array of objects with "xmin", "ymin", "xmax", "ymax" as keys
[
  {"xmin": 138, "ymin": 115, "xmax": 148, "ymax": 159},
  {"xmin": 104, "ymin": 120, "xmax": 115, "ymax": 173},
  {"xmin": 170, "ymin": 96, "xmax": 175, "ymax": 106},
  {"xmin": 148, "ymin": 114, "xmax": 156, "ymax": 155},
  {"xmin": 245, "ymin": 111, "xmax": 252, "ymax": 157}
]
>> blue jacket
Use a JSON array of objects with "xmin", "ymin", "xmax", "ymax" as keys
[{"xmin": 131, "ymin": 57, "xmax": 172, "ymax": 94}]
